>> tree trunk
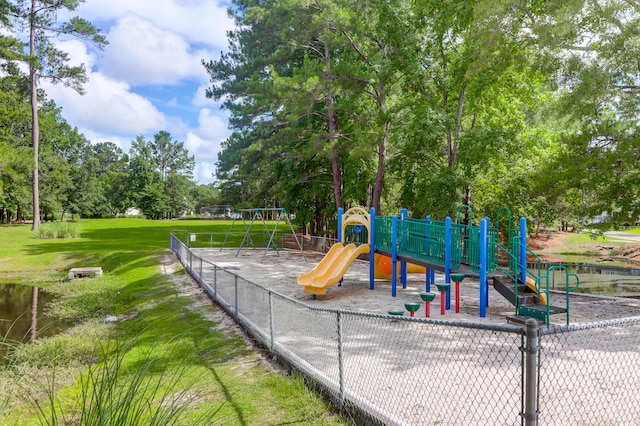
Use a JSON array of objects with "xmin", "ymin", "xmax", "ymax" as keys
[
  {"xmin": 371, "ymin": 81, "xmax": 389, "ymax": 214},
  {"xmin": 325, "ymin": 44, "xmax": 343, "ymax": 210},
  {"xmin": 29, "ymin": 0, "xmax": 40, "ymax": 232},
  {"xmin": 462, "ymin": 184, "xmax": 472, "ymax": 212},
  {"xmin": 446, "ymin": 85, "xmax": 467, "ymax": 169},
  {"xmin": 371, "ymin": 129, "xmax": 387, "ymax": 213}
]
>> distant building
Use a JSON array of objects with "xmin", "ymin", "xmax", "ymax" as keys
[
  {"xmin": 590, "ymin": 212, "xmax": 609, "ymax": 224},
  {"xmin": 125, "ymin": 207, "xmax": 143, "ymax": 217}
]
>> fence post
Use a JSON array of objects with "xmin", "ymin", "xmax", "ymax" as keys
[
  {"xmin": 213, "ymin": 265, "xmax": 217, "ymax": 299},
  {"xmin": 337, "ymin": 311, "xmax": 345, "ymax": 407},
  {"xmin": 234, "ymin": 275, "xmax": 239, "ymax": 320},
  {"xmin": 524, "ymin": 318, "xmax": 539, "ymax": 426},
  {"xmin": 269, "ymin": 291, "xmax": 275, "ymax": 351}
]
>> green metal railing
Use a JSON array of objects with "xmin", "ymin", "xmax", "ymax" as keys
[
  {"xmin": 375, "ymin": 216, "xmax": 393, "ymax": 253},
  {"xmin": 494, "ymin": 241, "xmax": 519, "ymax": 284},
  {"xmin": 539, "ymin": 266, "xmax": 580, "ymax": 326},
  {"xmin": 505, "ymin": 237, "xmax": 581, "ymax": 326},
  {"xmin": 466, "ymin": 225, "xmax": 499, "ymax": 272},
  {"xmin": 376, "ymin": 216, "xmax": 467, "ymax": 269},
  {"xmin": 397, "ymin": 217, "xmax": 460, "ymax": 268}
]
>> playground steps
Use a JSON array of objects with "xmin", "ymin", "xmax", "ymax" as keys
[
  {"xmin": 505, "ymin": 315, "xmax": 545, "ymax": 326},
  {"xmin": 492, "ymin": 276, "xmax": 538, "ymax": 306},
  {"xmin": 493, "ymin": 276, "xmax": 567, "ymax": 324}
]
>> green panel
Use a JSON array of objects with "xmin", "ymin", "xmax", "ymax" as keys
[
  {"xmin": 375, "ymin": 216, "xmax": 393, "ymax": 252},
  {"xmin": 464, "ymin": 225, "xmax": 498, "ymax": 272},
  {"xmin": 517, "ymin": 306, "xmax": 548, "ymax": 322},
  {"xmin": 395, "ymin": 218, "xmax": 460, "ymax": 269}
]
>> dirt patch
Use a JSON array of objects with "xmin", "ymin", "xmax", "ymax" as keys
[
  {"xmin": 611, "ymin": 244, "xmax": 640, "ymax": 261},
  {"xmin": 528, "ymin": 231, "xmax": 571, "ymax": 251}
]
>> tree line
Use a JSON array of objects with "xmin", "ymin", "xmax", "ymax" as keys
[
  {"xmin": 1, "ymin": 0, "xmax": 219, "ymax": 224},
  {"xmin": 203, "ymin": 0, "xmax": 640, "ymax": 234},
  {"xmin": 2, "ymin": 0, "xmax": 639, "ymax": 233},
  {"xmin": 0, "ymin": 68, "xmax": 217, "ymax": 222}
]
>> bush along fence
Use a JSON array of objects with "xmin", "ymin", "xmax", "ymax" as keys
[{"xmin": 170, "ymin": 232, "xmax": 640, "ymax": 426}]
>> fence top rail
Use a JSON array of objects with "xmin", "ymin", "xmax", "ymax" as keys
[
  {"xmin": 170, "ymin": 232, "xmax": 524, "ymax": 335},
  {"xmin": 540, "ymin": 315, "xmax": 640, "ymax": 336},
  {"xmin": 172, "ymin": 232, "xmax": 640, "ymax": 332},
  {"xmin": 533, "ymin": 261, "xmax": 640, "ymax": 274}
]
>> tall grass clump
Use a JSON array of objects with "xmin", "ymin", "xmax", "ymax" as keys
[
  {"xmin": 37, "ymin": 222, "xmax": 79, "ymax": 239},
  {"xmin": 30, "ymin": 340, "xmax": 224, "ymax": 426}
]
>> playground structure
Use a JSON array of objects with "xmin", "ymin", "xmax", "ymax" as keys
[
  {"xmin": 298, "ymin": 206, "xmax": 581, "ymax": 326},
  {"xmin": 297, "ymin": 208, "xmax": 371, "ymax": 296},
  {"xmin": 220, "ymin": 208, "xmax": 306, "ymax": 261}
]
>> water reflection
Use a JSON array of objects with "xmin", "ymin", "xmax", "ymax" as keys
[{"xmin": 0, "ymin": 284, "xmax": 68, "ymax": 345}]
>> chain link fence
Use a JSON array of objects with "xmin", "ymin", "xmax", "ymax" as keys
[
  {"xmin": 170, "ymin": 233, "xmax": 640, "ymax": 425},
  {"xmin": 533, "ymin": 262, "xmax": 640, "ymax": 298},
  {"xmin": 176, "ymin": 231, "xmax": 640, "ymax": 299},
  {"xmin": 538, "ymin": 320, "xmax": 640, "ymax": 424}
]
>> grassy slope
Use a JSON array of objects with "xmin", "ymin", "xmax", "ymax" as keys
[{"xmin": 0, "ymin": 219, "xmax": 347, "ymax": 425}]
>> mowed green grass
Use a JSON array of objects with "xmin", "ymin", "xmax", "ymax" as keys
[{"xmin": 0, "ymin": 219, "xmax": 348, "ymax": 425}]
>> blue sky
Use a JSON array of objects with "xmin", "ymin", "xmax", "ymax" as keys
[{"xmin": 42, "ymin": 0, "xmax": 236, "ymax": 184}]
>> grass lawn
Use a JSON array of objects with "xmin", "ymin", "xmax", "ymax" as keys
[
  {"xmin": 565, "ymin": 231, "xmax": 616, "ymax": 245},
  {"xmin": 0, "ymin": 219, "xmax": 348, "ymax": 425}
]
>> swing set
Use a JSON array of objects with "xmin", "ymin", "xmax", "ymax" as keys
[{"xmin": 220, "ymin": 208, "xmax": 306, "ymax": 261}]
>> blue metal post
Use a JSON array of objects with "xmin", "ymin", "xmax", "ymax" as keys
[
  {"xmin": 391, "ymin": 216, "xmax": 398, "ymax": 297},
  {"xmin": 369, "ymin": 207, "xmax": 376, "ymax": 290},
  {"xmin": 445, "ymin": 216, "xmax": 452, "ymax": 310},
  {"xmin": 520, "ymin": 217, "xmax": 527, "ymax": 283},
  {"xmin": 337, "ymin": 207, "xmax": 345, "ymax": 287},
  {"xmin": 479, "ymin": 217, "xmax": 488, "ymax": 317}
]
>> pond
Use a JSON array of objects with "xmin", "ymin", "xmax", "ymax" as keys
[{"xmin": 0, "ymin": 284, "xmax": 70, "ymax": 347}]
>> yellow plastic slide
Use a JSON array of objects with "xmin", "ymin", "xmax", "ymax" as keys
[
  {"xmin": 297, "ymin": 243, "xmax": 371, "ymax": 295},
  {"xmin": 526, "ymin": 276, "xmax": 547, "ymax": 305}
]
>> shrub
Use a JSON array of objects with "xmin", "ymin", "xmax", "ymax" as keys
[{"xmin": 37, "ymin": 222, "xmax": 79, "ymax": 239}]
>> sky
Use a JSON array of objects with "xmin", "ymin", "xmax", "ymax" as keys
[{"xmin": 41, "ymin": 0, "xmax": 236, "ymax": 184}]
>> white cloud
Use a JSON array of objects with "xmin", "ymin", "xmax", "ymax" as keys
[
  {"xmin": 79, "ymin": 130, "xmax": 132, "ymax": 152},
  {"xmin": 54, "ymin": 39, "xmax": 96, "ymax": 69},
  {"xmin": 36, "ymin": 1, "xmax": 234, "ymax": 184},
  {"xmin": 44, "ymin": 70, "xmax": 166, "ymax": 134},
  {"xmin": 75, "ymin": 0, "xmax": 233, "ymax": 49},
  {"xmin": 184, "ymin": 108, "xmax": 230, "ymax": 171},
  {"xmin": 196, "ymin": 108, "xmax": 228, "ymax": 140},
  {"xmin": 192, "ymin": 84, "xmax": 219, "ymax": 107},
  {"xmin": 100, "ymin": 14, "xmax": 213, "ymax": 86},
  {"xmin": 194, "ymin": 161, "xmax": 216, "ymax": 184}
]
